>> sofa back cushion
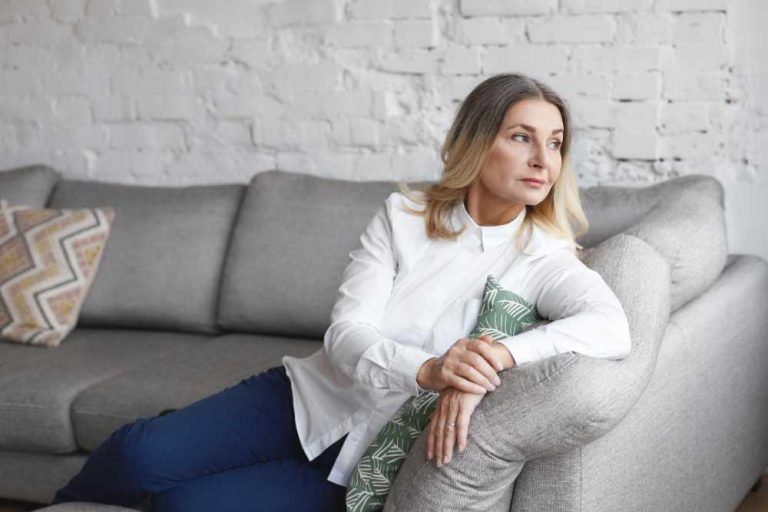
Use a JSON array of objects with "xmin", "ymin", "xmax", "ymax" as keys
[
  {"xmin": 578, "ymin": 174, "xmax": 727, "ymax": 311},
  {"xmin": 0, "ymin": 165, "xmax": 60, "ymax": 207},
  {"xmin": 217, "ymin": 171, "xmax": 430, "ymax": 338},
  {"xmin": 48, "ymin": 180, "xmax": 244, "ymax": 334}
]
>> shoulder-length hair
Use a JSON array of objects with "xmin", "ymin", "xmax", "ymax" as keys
[{"xmin": 396, "ymin": 73, "xmax": 588, "ymax": 254}]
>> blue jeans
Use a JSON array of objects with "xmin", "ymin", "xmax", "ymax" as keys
[{"xmin": 53, "ymin": 365, "xmax": 348, "ymax": 511}]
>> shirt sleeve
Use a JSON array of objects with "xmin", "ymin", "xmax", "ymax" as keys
[
  {"xmin": 498, "ymin": 249, "xmax": 632, "ymax": 366},
  {"xmin": 323, "ymin": 194, "xmax": 434, "ymax": 396}
]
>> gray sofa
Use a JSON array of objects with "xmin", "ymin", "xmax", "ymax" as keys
[{"xmin": 0, "ymin": 165, "xmax": 765, "ymax": 511}]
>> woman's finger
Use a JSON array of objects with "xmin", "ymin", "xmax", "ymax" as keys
[
  {"xmin": 434, "ymin": 398, "xmax": 447, "ymax": 466},
  {"xmin": 456, "ymin": 406, "xmax": 471, "ymax": 453},
  {"xmin": 467, "ymin": 338, "xmax": 504, "ymax": 372},
  {"xmin": 462, "ymin": 351, "xmax": 502, "ymax": 387},
  {"xmin": 448, "ymin": 374, "xmax": 489, "ymax": 395},
  {"xmin": 426, "ymin": 414, "xmax": 435, "ymax": 461},
  {"xmin": 456, "ymin": 361, "xmax": 497, "ymax": 392},
  {"xmin": 443, "ymin": 394, "xmax": 460, "ymax": 464}
]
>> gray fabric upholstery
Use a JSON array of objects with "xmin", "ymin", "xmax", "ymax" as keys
[
  {"xmin": 579, "ymin": 174, "xmax": 728, "ymax": 312},
  {"xmin": 0, "ymin": 451, "xmax": 87, "ymax": 505},
  {"xmin": 0, "ymin": 164, "xmax": 60, "ymax": 207},
  {"xmin": 47, "ymin": 180, "xmax": 244, "ymax": 334},
  {"xmin": 217, "ymin": 170, "xmax": 430, "ymax": 337},
  {"xmin": 578, "ymin": 174, "xmax": 724, "ymax": 247},
  {"xmin": 71, "ymin": 334, "xmax": 319, "ymax": 452},
  {"xmin": 0, "ymin": 329, "xmax": 210, "ymax": 454},
  {"xmin": 386, "ymin": 232, "xmax": 671, "ymax": 511}
]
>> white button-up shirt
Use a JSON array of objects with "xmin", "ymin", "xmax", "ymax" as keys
[{"xmin": 282, "ymin": 190, "xmax": 631, "ymax": 487}]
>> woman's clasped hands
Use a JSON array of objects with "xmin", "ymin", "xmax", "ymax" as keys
[{"xmin": 415, "ymin": 334, "xmax": 508, "ymax": 467}]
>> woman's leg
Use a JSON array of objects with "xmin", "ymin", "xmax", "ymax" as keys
[
  {"xmin": 53, "ymin": 365, "xmax": 306, "ymax": 507},
  {"xmin": 150, "ymin": 437, "xmax": 348, "ymax": 512}
]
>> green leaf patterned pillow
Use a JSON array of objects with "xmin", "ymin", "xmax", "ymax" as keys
[{"xmin": 345, "ymin": 274, "xmax": 545, "ymax": 512}]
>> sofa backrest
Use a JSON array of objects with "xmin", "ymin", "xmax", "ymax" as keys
[
  {"xmin": 47, "ymin": 179, "xmax": 244, "ymax": 334},
  {"xmin": 0, "ymin": 165, "xmax": 60, "ymax": 207},
  {"xmin": 216, "ymin": 171, "xmax": 431, "ymax": 339}
]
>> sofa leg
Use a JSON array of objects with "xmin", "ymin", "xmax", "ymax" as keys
[{"xmin": 750, "ymin": 476, "xmax": 763, "ymax": 493}]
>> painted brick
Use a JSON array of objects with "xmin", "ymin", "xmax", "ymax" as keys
[
  {"xmin": 441, "ymin": 46, "xmax": 481, "ymax": 75},
  {"xmin": 484, "ymin": 46, "xmax": 568, "ymax": 75},
  {"xmin": 459, "ymin": 0, "xmax": 556, "ymax": 17},
  {"xmin": 528, "ymin": 15, "xmax": 616, "ymax": 44},
  {"xmin": 672, "ymin": 12, "xmax": 725, "ymax": 47},
  {"xmin": 111, "ymin": 68, "xmax": 190, "ymax": 95},
  {"xmin": 659, "ymin": 101, "xmax": 710, "ymax": 133},
  {"xmin": 0, "ymin": 20, "xmax": 73, "ymax": 46},
  {"xmin": 659, "ymin": 131, "xmax": 720, "ymax": 159},
  {"xmin": 92, "ymin": 95, "xmax": 135, "ymax": 122},
  {"xmin": 546, "ymin": 72, "xmax": 612, "ymax": 99},
  {"xmin": 569, "ymin": 98, "xmax": 615, "ymax": 128},
  {"xmin": 52, "ymin": 97, "xmax": 91, "ymax": 123},
  {"xmin": 349, "ymin": 119, "xmax": 380, "ymax": 146},
  {"xmin": 107, "ymin": 123, "xmax": 186, "ymax": 150},
  {"xmin": 137, "ymin": 95, "xmax": 206, "ymax": 121},
  {"xmin": 570, "ymin": 47, "xmax": 661, "ymax": 73},
  {"xmin": 49, "ymin": 0, "xmax": 87, "ymax": 24},
  {"xmin": 349, "ymin": 0, "xmax": 431, "ymax": 20},
  {"xmin": 0, "ymin": 71, "xmax": 41, "ymax": 96},
  {"xmin": 42, "ymin": 71, "xmax": 109, "ymax": 96},
  {"xmin": 655, "ymin": 0, "xmax": 727, "ymax": 11},
  {"xmin": 613, "ymin": 72, "xmax": 661, "ymax": 100},
  {"xmin": 663, "ymin": 70, "xmax": 728, "ymax": 100},
  {"xmin": 375, "ymin": 49, "xmax": 439, "ymax": 74},
  {"xmin": 75, "ymin": 15, "xmax": 151, "ymax": 44},
  {"xmin": 454, "ymin": 17, "xmax": 525, "ymax": 45},
  {"xmin": 326, "ymin": 22, "xmax": 393, "ymax": 48},
  {"xmin": 268, "ymin": 0, "xmax": 338, "ymax": 27},
  {"xmin": 272, "ymin": 63, "xmax": 338, "ymax": 91},
  {"xmin": 0, "ymin": 0, "xmax": 49, "ymax": 23},
  {"xmin": 199, "ymin": 121, "xmax": 253, "ymax": 149},
  {"xmin": 394, "ymin": 20, "xmax": 439, "ymax": 49},
  {"xmin": 562, "ymin": 0, "xmax": 653, "ymax": 13}
]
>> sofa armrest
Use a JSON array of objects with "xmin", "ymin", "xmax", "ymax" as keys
[{"xmin": 385, "ymin": 233, "xmax": 671, "ymax": 512}]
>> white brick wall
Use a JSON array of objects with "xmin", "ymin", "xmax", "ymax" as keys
[{"xmin": 0, "ymin": 0, "xmax": 763, "ymax": 216}]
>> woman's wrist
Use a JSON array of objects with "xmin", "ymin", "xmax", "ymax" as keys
[{"xmin": 417, "ymin": 357, "xmax": 436, "ymax": 390}]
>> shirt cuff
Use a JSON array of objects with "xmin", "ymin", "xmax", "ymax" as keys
[
  {"xmin": 497, "ymin": 328, "xmax": 554, "ymax": 367},
  {"xmin": 390, "ymin": 345, "xmax": 435, "ymax": 396}
]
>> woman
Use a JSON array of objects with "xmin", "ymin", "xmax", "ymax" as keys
[{"xmin": 53, "ymin": 73, "xmax": 631, "ymax": 511}]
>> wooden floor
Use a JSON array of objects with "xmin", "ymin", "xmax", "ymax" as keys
[{"xmin": 1, "ymin": 474, "xmax": 767, "ymax": 511}]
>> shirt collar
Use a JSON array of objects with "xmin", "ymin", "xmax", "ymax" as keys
[{"xmin": 450, "ymin": 199, "xmax": 528, "ymax": 253}]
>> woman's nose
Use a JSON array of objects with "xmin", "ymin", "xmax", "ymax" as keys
[{"xmin": 529, "ymin": 141, "xmax": 550, "ymax": 169}]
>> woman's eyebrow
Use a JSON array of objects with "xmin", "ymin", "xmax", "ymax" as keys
[{"xmin": 505, "ymin": 123, "xmax": 563, "ymax": 135}]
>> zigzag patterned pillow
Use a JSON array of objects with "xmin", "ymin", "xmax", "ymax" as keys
[
  {"xmin": 346, "ymin": 274, "xmax": 545, "ymax": 512},
  {"xmin": 0, "ymin": 199, "xmax": 115, "ymax": 347}
]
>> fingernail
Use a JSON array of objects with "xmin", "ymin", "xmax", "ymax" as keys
[
  {"xmin": 445, "ymin": 456, "xmax": 451, "ymax": 463},
  {"xmin": 495, "ymin": 377, "xmax": 501, "ymax": 386}
]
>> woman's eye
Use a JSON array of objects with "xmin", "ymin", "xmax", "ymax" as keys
[
  {"xmin": 511, "ymin": 133, "xmax": 528, "ymax": 142},
  {"xmin": 549, "ymin": 140, "xmax": 563, "ymax": 150}
]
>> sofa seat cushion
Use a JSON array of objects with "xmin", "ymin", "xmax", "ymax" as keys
[
  {"xmin": 71, "ymin": 334, "xmax": 320, "ymax": 452},
  {"xmin": 47, "ymin": 180, "xmax": 244, "ymax": 334},
  {"xmin": 0, "ymin": 328, "xmax": 211, "ymax": 454},
  {"xmin": 217, "ymin": 171, "xmax": 431, "ymax": 338},
  {"xmin": 0, "ymin": 165, "xmax": 60, "ymax": 208}
]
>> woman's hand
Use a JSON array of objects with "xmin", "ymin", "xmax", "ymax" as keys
[
  {"xmin": 417, "ymin": 335, "xmax": 503, "ymax": 395},
  {"xmin": 427, "ymin": 386, "xmax": 485, "ymax": 466}
]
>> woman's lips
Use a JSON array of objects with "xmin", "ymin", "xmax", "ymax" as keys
[{"xmin": 522, "ymin": 178, "xmax": 545, "ymax": 187}]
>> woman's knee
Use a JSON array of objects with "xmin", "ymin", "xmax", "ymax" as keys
[{"xmin": 105, "ymin": 417, "xmax": 165, "ymax": 487}]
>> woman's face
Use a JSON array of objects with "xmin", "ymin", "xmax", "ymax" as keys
[{"xmin": 476, "ymin": 98, "xmax": 565, "ymax": 206}]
